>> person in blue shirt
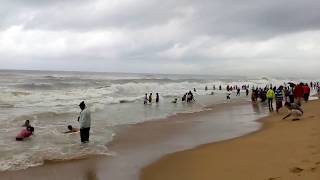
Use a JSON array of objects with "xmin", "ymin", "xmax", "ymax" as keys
[{"xmin": 275, "ymin": 86, "xmax": 284, "ymax": 112}]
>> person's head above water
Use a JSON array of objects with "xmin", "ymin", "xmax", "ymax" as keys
[
  {"xmin": 68, "ymin": 125, "xmax": 73, "ymax": 130},
  {"xmin": 79, "ymin": 101, "xmax": 86, "ymax": 110},
  {"xmin": 24, "ymin": 120, "xmax": 30, "ymax": 126}
]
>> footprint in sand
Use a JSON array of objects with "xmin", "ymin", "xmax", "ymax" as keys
[
  {"xmin": 310, "ymin": 132, "xmax": 320, "ymax": 136},
  {"xmin": 307, "ymin": 145, "xmax": 316, "ymax": 149},
  {"xmin": 268, "ymin": 177, "xmax": 280, "ymax": 180},
  {"xmin": 310, "ymin": 167, "xmax": 317, "ymax": 172},
  {"xmin": 290, "ymin": 167, "xmax": 304, "ymax": 173},
  {"xmin": 311, "ymin": 150, "xmax": 320, "ymax": 155}
]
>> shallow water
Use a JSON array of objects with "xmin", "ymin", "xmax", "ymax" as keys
[{"xmin": 0, "ymin": 69, "xmax": 315, "ymax": 171}]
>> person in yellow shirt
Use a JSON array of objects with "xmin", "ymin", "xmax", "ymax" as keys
[{"xmin": 266, "ymin": 88, "xmax": 275, "ymax": 112}]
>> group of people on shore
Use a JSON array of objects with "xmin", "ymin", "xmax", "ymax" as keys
[
  {"xmin": 16, "ymin": 101, "xmax": 91, "ymax": 143},
  {"xmin": 251, "ymin": 83, "xmax": 313, "ymax": 111},
  {"xmin": 250, "ymin": 82, "xmax": 320, "ymax": 120}
]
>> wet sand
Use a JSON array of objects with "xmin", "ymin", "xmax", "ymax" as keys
[
  {"xmin": 141, "ymin": 100, "xmax": 320, "ymax": 180},
  {"xmin": 1, "ymin": 101, "xmax": 269, "ymax": 180}
]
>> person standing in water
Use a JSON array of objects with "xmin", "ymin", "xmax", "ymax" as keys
[
  {"xmin": 78, "ymin": 101, "xmax": 91, "ymax": 143},
  {"xmin": 156, "ymin": 93, "xmax": 159, "ymax": 103},
  {"xmin": 148, "ymin": 93, "xmax": 152, "ymax": 103},
  {"xmin": 236, "ymin": 88, "xmax": 240, "ymax": 96},
  {"xmin": 144, "ymin": 93, "xmax": 148, "ymax": 104}
]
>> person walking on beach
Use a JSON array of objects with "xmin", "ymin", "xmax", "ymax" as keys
[
  {"xmin": 78, "ymin": 101, "xmax": 91, "ymax": 143},
  {"xmin": 156, "ymin": 93, "xmax": 159, "ymax": 103},
  {"xmin": 266, "ymin": 88, "xmax": 275, "ymax": 112},
  {"xmin": 303, "ymin": 84, "xmax": 310, "ymax": 102},
  {"xmin": 275, "ymin": 86, "xmax": 284, "ymax": 112},
  {"xmin": 294, "ymin": 83, "xmax": 304, "ymax": 105}
]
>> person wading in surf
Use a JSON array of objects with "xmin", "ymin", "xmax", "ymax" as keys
[{"xmin": 78, "ymin": 101, "xmax": 91, "ymax": 143}]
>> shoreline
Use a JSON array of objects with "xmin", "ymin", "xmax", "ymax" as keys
[
  {"xmin": 1, "ymin": 99, "xmax": 270, "ymax": 180},
  {"xmin": 141, "ymin": 99, "xmax": 320, "ymax": 180}
]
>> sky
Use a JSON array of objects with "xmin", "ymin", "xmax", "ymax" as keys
[{"xmin": 0, "ymin": 0, "xmax": 320, "ymax": 77}]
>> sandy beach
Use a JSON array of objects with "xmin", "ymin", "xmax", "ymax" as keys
[{"xmin": 141, "ymin": 100, "xmax": 320, "ymax": 180}]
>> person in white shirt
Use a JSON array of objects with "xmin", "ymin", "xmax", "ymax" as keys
[{"xmin": 78, "ymin": 101, "xmax": 91, "ymax": 143}]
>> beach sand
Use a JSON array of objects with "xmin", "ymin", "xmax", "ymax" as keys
[{"xmin": 141, "ymin": 100, "xmax": 320, "ymax": 180}]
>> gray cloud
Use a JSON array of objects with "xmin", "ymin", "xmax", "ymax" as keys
[{"xmin": 0, "ymin": 0, "xmax": 320, "ymax": 77}]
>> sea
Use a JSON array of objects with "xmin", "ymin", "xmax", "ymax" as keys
[{"xmin": 0, "ymin": 69, "xmax": 317, "ymax": 171}]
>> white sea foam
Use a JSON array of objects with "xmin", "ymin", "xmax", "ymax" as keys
[{"xmin": 0, "ymin": 70, "xmax": 316, "ymax": 171}]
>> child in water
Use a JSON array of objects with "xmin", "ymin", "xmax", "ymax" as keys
[{"xmin": 16, "ymin": 126, "xmax": 34, "ymax": 141}]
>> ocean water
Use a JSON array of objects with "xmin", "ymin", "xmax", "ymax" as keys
[{"xmin": 0, "ymin": 69, "xmax": 315, "ymax": 171}]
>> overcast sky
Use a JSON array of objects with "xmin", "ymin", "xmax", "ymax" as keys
[{"xmin": 0, "ymin": 0, "xmax": 319, "ymax": 77}]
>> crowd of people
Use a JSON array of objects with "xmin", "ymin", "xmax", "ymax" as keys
[{"xmin": 250, "ymin": 81, "xmax": 320, "ymax": 120}]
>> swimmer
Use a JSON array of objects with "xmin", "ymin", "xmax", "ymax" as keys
[
  {"xmin": 172, "ymin": 98, "xmax": 178, "ymax": 103},
  {"xmin": 16, "ymin": 126, "xmax": 34, "ymax": 141},
  {"xmin": 64, "ymin": 125, "xmax": 79, "ymax": 133}
]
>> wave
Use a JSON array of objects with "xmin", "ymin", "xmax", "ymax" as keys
[{"xmin": 15, "ymin": 83, "xmax": 54, "ymax": 90}]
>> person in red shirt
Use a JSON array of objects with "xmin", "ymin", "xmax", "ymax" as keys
[
  {"xmin": 303, "ymin": 83, "xmax": 311, "ymax": 102},
  {"xmin": 294, "ymin": 83, "xmax": 304, "ymax": 105},
  {"xmin": 16, "ymin": 126, "xmax": 34, "ymax": 141}
]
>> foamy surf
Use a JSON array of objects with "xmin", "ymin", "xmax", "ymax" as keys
[{"xmin": 0, "ymin": 70, "xmax": 316, "ymax": 171}]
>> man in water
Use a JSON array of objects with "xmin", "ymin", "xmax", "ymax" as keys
[
  {"xmin": 182, "ymin": 93, "xmax": 187, "ymax": 102},
  {"xmin": 236, "ymin": 88, "xmax": 240, "ymax": 96},
  {"xmin": 78, "ymin": 101, "xmax": 91, "ymax": 143},
  {"xmin": 64, "ymin": 125, "xmax": 79, "ymax": 133},
  {"xmin": 144, "ymin": 93, "xmax": 148, "ymax": 104},
  {"xmin": 16, "ymin": 126, "xmax": 34, "ymax": 141},
  {"xmin": 156, "ymin": 93, "xmax": 159, "ymax": 103},
  {"xmin": 148, "ymin": 93, "xmax": 152, "ymax": 103},
  {"xmin": 282, "ymin": 102, "xmax": 303, "ymax": 121},
  {"xmin": 226, "ymin": 92, "xmax": 231, "ymax": 100}
]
